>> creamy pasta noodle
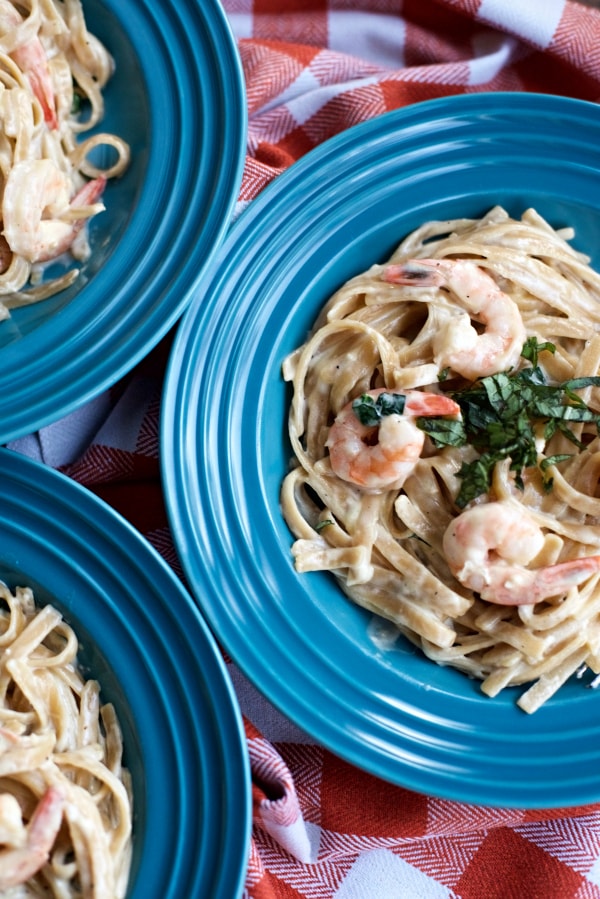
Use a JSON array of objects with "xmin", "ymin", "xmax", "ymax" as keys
[
  {"xmin": 0, "ymin": 582, "xmax": 132, "ymax": 897},
  {"xmin": 282, "ymin": 206, "xmax": 600, "ymax": 713},
  {"xmin": 0, "ymin": 0, "xmax": 130, "ymax": 318}
]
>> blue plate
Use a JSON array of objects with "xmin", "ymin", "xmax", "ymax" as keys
[
  {"xmin": 162, "ymin": 93, "xmax": 600, "ymax": 809},
  {"xmin": 0, "ymin": 448, "xmax": 251, "ymax": 897},
  {"xmin": 0, "ymin": 0, "xmax": 246, "ymax": 444}
]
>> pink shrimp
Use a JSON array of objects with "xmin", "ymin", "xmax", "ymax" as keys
[
  {"xmin": 0, "ymin": 786, "xmax": 64, "ymax": 890},
  {"xmin": 326, "ymin": 386, "xmax": 460, "ymax": 492},
  {"xmin": 442, "ymin": 500, "xmax": 600, "ymax": 605},
  {"xmin": 2, "ymin": 159, "xmax": 105, "ymax": 263},
  {"xmin": 0, "ymin": 0, "xmax": 58, "ymax": 128},
  {"xmin": 382, "ymin": 258, "xmax": 526, "ymax": 379}
]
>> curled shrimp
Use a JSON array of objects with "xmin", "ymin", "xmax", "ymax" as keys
[
  {"xmin": 0, "ymin": 786, "xmax": 64, "ymax": 890},
  {"xmin": 0, "ymin": 0, "xmax": 57, "ymax": 128},
  {"xmin": 382, "ymin": 258, "xmax": 527, "ymax": 379},
  {"xmin": 326, "ymin": 387, "xmax": 460, "ymax": 492},
  {"xmin": 442, "ymin": 500, "xmax": 600, "ymax": 605},
  {"xmin": 2, "ymin": 159, "xmax": 105, "ymax": 264}
]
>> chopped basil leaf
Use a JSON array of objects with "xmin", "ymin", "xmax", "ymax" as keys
[
  {"xmin": 456, "ymin": 457, "xmax": 496, "ymax": 507},
  {"xmin": 316, "ymin": 519, "xmax": 334, "ymax": 532},
  {"xmin": 540, "ymin": 454, "xmax": 573, "ymax": 471},
  {"xmin": 416, "ymin": 417, "xmax": 466, "ymax": 446},
  {"xmin": 539, "ymin": 454, "xmax": 572, "ymax": 493},
  {"xmin": 352, "ymin": 392, "xmax": 406, "ymax": 426},
  {"xmin": 521, "ymin": 336, "xmax": 556, "ymax": 367},
  {"xmin": 562, "ymin": 376, "xmax": 600, "ymax": 391}
]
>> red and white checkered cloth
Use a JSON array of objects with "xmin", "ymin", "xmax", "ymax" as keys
[{"xmin": 11, "ymin": 1, "xmax": 600, "ymax": 896}]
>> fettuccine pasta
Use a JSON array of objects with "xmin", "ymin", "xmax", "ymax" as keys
[
  {"xmin": 282, "ymin": 206, "xmax": 600, "ymax": 713},
  {"xmin": 0, "ymin": 0, "xmax": 130, "ymax": 317},
  {"xmin": 0, "ymin": 582, "xmax": 132, "ymax": 897}
]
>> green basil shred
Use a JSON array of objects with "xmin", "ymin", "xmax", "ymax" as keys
[{"xmin": 352, "ymin": 392, "xmax": 407, "ymax": 426}]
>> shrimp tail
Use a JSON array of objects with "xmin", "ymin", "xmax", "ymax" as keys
[
  {"xmin": 404, "ymin": 392, "xmax": 460, "ymax": 418},
  {"xmin": 481, "ymin": 556, "xmax": 600, "ymax": 606},
  {"xmin": 530, "ymin": 556, "xmax": 600, "ymax": 603},
  {"xmin": 382, "ymin": 260, "xmax": 445, "ymax": 287},
  {"xmin": 71, "ymin": 176, "xmax": 107, "ymax": 208}
]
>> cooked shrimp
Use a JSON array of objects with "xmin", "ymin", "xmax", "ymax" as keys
[
  {"xmin": 2, "ymin": 158, "xmax": 105, "ymax": 263},
  {"xmin": 0, "ymin": 0, "xmax": 57, "ymax": 128},
  {"xmin": 0, "ymin": 786, "xmax": 64, "ymax": 890},
  {"xmin": 327, "ymin": 387, "xmax": 460, "ymax": 492},
  {"xmin": 382, "ymin": 258, "xmax": 526, "ymax": 379},
  {"xmin": 443, "ymin": 500, "xmax": 600, "ymax": 605}
]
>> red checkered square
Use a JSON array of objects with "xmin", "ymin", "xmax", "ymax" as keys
[
  {"xmin": 455, "ymin": 828, "xmax": 586, "ymax": 899},
  {"xmin": 319, "ymin": 752, "xmax": 429, "ymax": 838}
]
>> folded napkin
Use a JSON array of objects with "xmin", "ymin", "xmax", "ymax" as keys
[{"xmin": 10, "ymin": 1, "xmax": 600, "ymax": 897}]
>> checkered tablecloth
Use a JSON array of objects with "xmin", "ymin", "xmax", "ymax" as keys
[{"xmin": 11, "ymin": 1, "xmax": 600, "ymax": 896}]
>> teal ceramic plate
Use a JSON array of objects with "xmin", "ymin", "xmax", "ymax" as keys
[
  {"xmin": 0, "ymin": 0, "xmax": 246, "ymax": 444},
  {"xmin": 0, "ymin": 448, "xmax": 251, "ymax": 897},
  {"xmin": 162, "ymin": 93, "xmax": 600, "ymax": 808}
]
